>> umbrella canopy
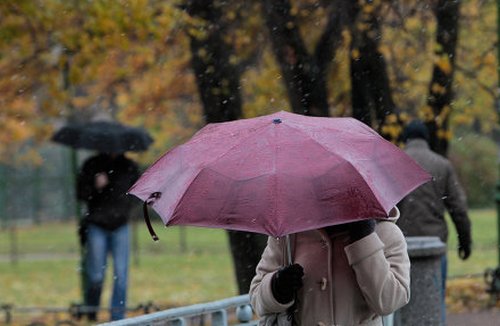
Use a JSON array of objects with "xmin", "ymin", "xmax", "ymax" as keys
[
  {"xmin": 129, "ymin": 111, "xmax": 430, "ymax": 238},
  {"xmin": 52, "ymin": 120, "xmax": 153, "ymax": 153}
]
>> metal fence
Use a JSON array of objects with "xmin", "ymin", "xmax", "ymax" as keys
[
  {"xmin": 98, "ymin": 295, "xmax": 258, "ymax": 326},
  {"xmin": 97, "ymin": 295, "xmax": 394, "ymax": 326},
  {"xmin": 0, "ymin": 144, "xmax": 84, "ymax": 228}
]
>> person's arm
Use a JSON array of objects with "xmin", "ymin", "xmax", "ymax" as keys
[
  {"xmin": 76, "ymin": 159, "xmax": 97, "ymax": 201},
  {"xmin": 249, "ymin": 237, "xmax": 295, "ymax": 316},
  {"xmin": 344, "ymin": 221, "xmax": 411, "ymax": 316},
  {"xmin": 443, "ymin": 164, "xmax": 472, "ymax": 259},
  {"xmin": 112, "ymin": 158, "xmax": 140, "ymax": 195}
]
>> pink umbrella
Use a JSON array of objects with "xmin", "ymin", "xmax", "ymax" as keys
[{"xmin": 129, "ymin": 111, "xmax": 430, "ymax": 240}]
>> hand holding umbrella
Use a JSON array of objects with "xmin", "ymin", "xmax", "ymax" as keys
[{"xmin": 271, "ymin": 263, "xmax": 304, "ymax": 304}]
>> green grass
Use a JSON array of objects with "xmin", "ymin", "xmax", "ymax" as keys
[
  {"xmin": 0, "ymin": 209, "xmax": 498, "ymax": 315},
  {"xmin": 0, "ymin": 222, "xmax": 237, "ymax": 309},
  {"xmin": 446, "ymin": 209, "xmax": 498, "ymax": 277}
]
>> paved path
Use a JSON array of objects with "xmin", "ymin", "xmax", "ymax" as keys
[{"xmin": 447, "ymin": 309, "xmax": 500, "ymax": 326}]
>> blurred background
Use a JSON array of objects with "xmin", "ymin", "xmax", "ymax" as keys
[{"xmin": 0, "ymin": 0, "xmax": 498, "ymax": 324}]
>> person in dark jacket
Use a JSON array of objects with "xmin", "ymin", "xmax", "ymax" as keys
[
  {"xmin": 397, "ymin": 120, "xmax": 472, "ymax": 324},
  {"xmin": 77, "ymin": 152, "xmax": 139, "ymax": 321}
]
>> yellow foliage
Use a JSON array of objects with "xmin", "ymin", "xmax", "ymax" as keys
[
  {"xmin": 446, "ymin": 278, "xmax": 494, "ymax": 313},
  {"xmin": 434, "ymin": 54, "xmax": 453, "ymax": 75},
  {"xmin": 187, "ymin": 27, "xmax": 208, "ymax": 40},
  {"xmin": 385, "ymin": 113, "xmax": 398, "ymax": 124},
  {"xmin": 229, "ymin": 55, "xmax": 238, "ymax": 65},
  {"xmin": 206, "ymin": 66, "xmax": 215, "ymax": 74},
  {"xmin": 226, "ymin": 10, "xmax": 237, "ymax": 21},
  {"xmin": 356, "ymin": 22, "xmax": 370, "ymax": 32},
  {"xmin": 399, "ymin": 112, "xmax": 410, "ymax": 124},
  {"xmin": 437, "ymin": 128, "xmax": 452, "ymax": 140},
  {"xmin": 436, "ymin": 105, "xmax": 451, "ymax": 127},
  {"xmin": 431, "ymin": 83, "xmax": 447, "ymax": 95},
  {"xmin": 342, "ymin": 29, "xmax": 352, "ymax": 45},
  {"xmin": 419, "ymin": 106, "xmax": 435, "ymax": 122},
  {"xmin": 351, "ymin": 48, "xmax": 361, "ymax": 60},
  {"xmin": 453, "ymin": 114, "xmax": 474, "ymax": 126},
  {"xmin": 377, "ymin": 44, "xmax": 390, "ymax": 58},
  {"xmin": 71, "ymin": 96, "xmax": 94, "ymax": 109},
  {"xmin": 405, "ymin": 16, "xmax": 421, "ymax": 31},
  {"xmin": 362, "ymin": 4, "xmax": 375, "ymax": 14},
  {"xmin": 1, "ymin": 116, "xmax": 33, "ymax": 143},
  {"xmin": 241, "ymin": 49, "xmax": 289, "ymax": 118},
  {"xmin": 434, "ymin": 43, "xmax": 444, "ymax": 54},
  {"xmin": 0, "ymin": 0, "xmax": 497, "ymax": 166},
  {"xmin": 197, "ymin": 48, "xmax": 208, "ymax": 60},
  {"xmin": 381, "ymin": 124, "xmax": 402, "ymax": 141},
  {"xmin": 482, "ymin": 52, "xmax": 495, "ymax": 66}
]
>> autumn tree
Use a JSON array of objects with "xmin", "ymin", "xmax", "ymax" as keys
[
  {"xmin": 259, "ymin": 0, "xmax": 402, "ymax": 141},
  {"xmin": 183, "ymin": 0, "xmax": 267, "ymax": 294},
  {"xmin": 349, "ymin": 0, "xmax": 399, "ymax": 142},
  {"xmin": 423, "ymin": 0, "xmax": 460, "ymax": 155},
  {"xmin": 261, "ymin": 0, "xmax": 348, "ymax": 117},
  {"xmin": 0, "ymin": 0, "xmax": 200, "ymax": 165}
]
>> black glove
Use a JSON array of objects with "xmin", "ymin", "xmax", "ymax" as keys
[
  {"xmin": 458, "ymin": 233, "xmax": 472, "ymax": 260},
  {"xmin": 271, "ymin": 263, "xmax": 304, "ymax": 304},
  {"xmin": 347, "ymin": 219, "xmax": 376, "ymax": 243}
]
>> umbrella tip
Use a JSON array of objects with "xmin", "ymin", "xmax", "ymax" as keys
[{"xmin": 272, "ymin": 118, "xmax": 282, "ymax": 124}]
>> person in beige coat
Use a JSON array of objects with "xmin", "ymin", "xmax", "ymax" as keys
[{"xmin": 249, "ymin": 207, "xmax": 410, "ymax": 326}]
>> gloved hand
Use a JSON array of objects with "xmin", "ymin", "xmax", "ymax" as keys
[
  {"xmin": 347, "ymin": 219, "xmax": 376, "ymax": 243},
  {"xmin": 271, "ymin": 263, "xmax": 304, "ymax": 304},
  {"xmin": 458, "ymin": 233, "xmax": 472, "ymax": 260}
]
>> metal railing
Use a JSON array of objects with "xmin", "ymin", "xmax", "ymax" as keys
[
  {"xmin": 98, "ymin": 295, "xmax": 395, "ymax": 326},
  {"xmin": 98, "ymin": 295, "xmax": 257, "ymax": 326}
]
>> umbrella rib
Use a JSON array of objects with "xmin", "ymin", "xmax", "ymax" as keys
[
  {"xmin": 188, "ymin": 123, "xmax": 270, "ymax": 169},
  {"xmin": 283, "ymin": 123, "xmax": 389, "ymax": 215},
  {"xmin": 285, "ymin": 119, "xmax": 380, "ymax": 142}
]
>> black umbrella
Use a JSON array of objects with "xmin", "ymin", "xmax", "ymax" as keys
[{"xmin": 52, "ymin": 120, "xmax": 154, "ymax": 152}]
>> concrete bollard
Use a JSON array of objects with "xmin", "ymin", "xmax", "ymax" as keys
[{"xmin": 395, "ymin": 236, "xmax": 446, "ymax": 326}]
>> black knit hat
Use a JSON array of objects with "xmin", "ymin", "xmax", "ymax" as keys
[{"xmin": 402, "ymin": 120, "xmax": 429, "ymax": 142}]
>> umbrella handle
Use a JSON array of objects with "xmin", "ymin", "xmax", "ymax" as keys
[
  {"xmin": 285, "ymin": 234, "xmax": 293, "ymax": 266},
  {"xmin": 143, "ymin": 192, "xmax": 161, "ymax": 241}
]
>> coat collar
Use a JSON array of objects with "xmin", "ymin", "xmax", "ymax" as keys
[
  {"xmin": 384, "ymin": 206, "xmax": 400, "ymax": 223},
  {"xmin": 317, "ymin": 206, "xmax": 400, "ymax": 239},
  {"xmin": 405, "ymin": 138, "xmax": 430, "ymax": 150}
]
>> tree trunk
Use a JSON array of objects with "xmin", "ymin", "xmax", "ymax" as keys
[
  {"xmin": 185, "ymin": 0, "xmax": 266, "ymax": 294},
  {"xmin": 349, "ymin": 0, "xmax": 398, "ymax": 141},
  {"xmin": 261, "ymin": 0, "xmax": 346, "ymax": 117},
  {"xmin": 425, "ymin": 0, "xmax": 460, "ymax": 156},
  {"xmin": 186, "ymin": 1, "xmax": 242, "ymax": 122}
]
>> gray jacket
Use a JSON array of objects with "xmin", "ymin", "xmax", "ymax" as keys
[{"xmin": 397, "ymin": 139, "xmax": 471, "ymax": 244}]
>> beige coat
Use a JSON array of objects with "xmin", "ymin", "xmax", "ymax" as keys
[{"xmin": 249, "ymin": 209, "xmax": 410, "ymax": 326}]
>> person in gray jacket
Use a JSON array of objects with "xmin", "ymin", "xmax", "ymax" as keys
[{"xmin": 397, "ymin": 119, "xmax": 472, "ymax": 323}]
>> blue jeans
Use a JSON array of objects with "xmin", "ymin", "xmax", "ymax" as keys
[{"xmin": 85, "ymin": 223, "xmax": 129, "ymax": 321}]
